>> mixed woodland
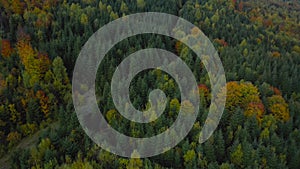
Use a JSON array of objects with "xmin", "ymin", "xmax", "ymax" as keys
[{"xmin": 0, "ymin": 0, "xmax": 300, "ymax": 168}]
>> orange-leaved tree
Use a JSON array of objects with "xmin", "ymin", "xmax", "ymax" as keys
[
  {"xmin": 244, "ymin": 102, "xmax": 265, "ymax": 123},
  {"xmin": 1, "ymin": 39, "xmax": 13, "ymax": 58},
  {"xmin": 36, "ymin": 90, "xmax": 50, "ymax": 119},
  {"xmin": 225, "ymin": 81, "xmax": 265, "ymax": 121}
]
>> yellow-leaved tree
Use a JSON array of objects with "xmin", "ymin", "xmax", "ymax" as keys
[
  {"xmin": 267, "ymin": 95, "xmax": 290, "ymax": 122},
  {"xmin": 17, "ymin": 31, "xmax": 51, "ymax": 87},
  {"xmin": 224, "ymin": 81, "xmax": 265, "ymax": 122}
]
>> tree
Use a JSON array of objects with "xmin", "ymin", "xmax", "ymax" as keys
[
  {"xmin": 267, "ymin": 95, "xmax": 290, "ymax": 122},
  {"xmin": 6, "ymin": 131, "xmax": 21, "ymax": 148},
  {"xmin": 37, "ymin": 53, "xmax": 51, "ymax": 76},
  {"xmin": 211, "ymin": 10, "xmax": 220, "ymax": 23},
  {"xmin": 169, "ymin": 98, "xmax": 180, "ymax": 117},
  {"xmin": 36, "ymin": 90, "xmax": 50, "ymax": 119},
  {"xmin": 8, "ymin": 104, "xmax": 21, "ymax": 124},
  {"xmin": 120, "ymin": 1, "xmax": 128, "ymax": 13},
  {"xmin": 136, "ymin": 0, "xmax": 145, "ymax": 9},
  {"xmin": 127, "ymin": 150, "xmax": 143, "ymax": 169},
  {"xmin": 17, "ymin": 36, "xmax": 37, "ymax": 77},
  {"xmin": 59, "ymin": 157, "xmax": 93, "ymax": 169},
  {"xmin": 51, "ymin": 56, "xmax": 70, "ymax": 103},
  {"xmin": 230, "ymin": 144, "xmax": 243, "ymax": 167},
  {"xmin": 52, "ymin": 57, "xmax": 68, "ymax": 85},
  {"xmin": 1, "ymin": 39, "xmax": 13, "ymax": 58},
  {"xmin": 80, "ymin": 13, "xmax": 88, "ymax": 25},
  {"xmin": 225, "ymin": 81, "xmax": 262, "ymax": 112},
  {"xmin": 20, "ymin": 123, "xmax": 37, "ymax": 136},
  {"xmin": 272, "ymin": 51, "xmax": 281, "ymax": 57},
  {"xmin": 17, "ymin": 34, "xmax": 51, "ymax": 86},
  {"xmin": 184, "ymin": 149, "xmax": 196, "ymax": 168},
  {"xmin": 204, "ymin": 138, "xmax": 216, "ymax": 163},
  {"xmin": 215, "ymin": 131, "xmax": 225, "ymax": 162},
  {"xmin": 244, "ymin": 102, "xmax": 265, "ymax": 123},
  {"xmin": 195, "ymin": 8, "xmax": 201, "ymax": 20}
]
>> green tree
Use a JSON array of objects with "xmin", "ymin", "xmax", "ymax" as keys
[
  {"xmin": 230, "ymin": 144, "xmax": 243, "ymax": 167},
  {"xmin": 120, "ymin": 1, "xmax": 128, "ymax": 13},
  {"xmin": 184, "ymin": 149, "xmax": 196, "ymax": 168},
  {"xmin": 136, "ymin": 0, "xmax": 145, "ymax": 9}
]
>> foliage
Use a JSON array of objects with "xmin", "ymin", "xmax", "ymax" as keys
[{"xmin": 0, "ymin": 0, "xmax": 299, "ymax": 168}]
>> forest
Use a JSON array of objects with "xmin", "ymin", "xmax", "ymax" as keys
[{"xmin": 0, "ymin": 0, "xmax": 300, "ymax": 168}]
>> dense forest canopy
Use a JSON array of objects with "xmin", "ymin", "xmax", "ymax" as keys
[{"xmin": 0, "ymin": 0, "xmax": 300, "ymax": 168}]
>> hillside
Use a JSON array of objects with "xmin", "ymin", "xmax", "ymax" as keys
[{"xmin": 0, "ymin": 0, "xmax": 300, "ymax": 168}]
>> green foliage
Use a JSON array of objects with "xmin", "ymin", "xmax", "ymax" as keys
[
  {"xmin": 137, "ymin": 0, "xmax": 146, "ymax": 9},
  {"xmin": 0, "ymin": 0, "xmax": 300, "ymax": 169},
  {"xmin": 230, "ymin": 144, "xmax": 243, "ymax": 167}
]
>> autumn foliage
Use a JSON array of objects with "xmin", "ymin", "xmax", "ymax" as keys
[
  {"xmin": 1, "ymin": 39, "xmax": 13, "ymax": 58},
  {"xmin": 214, "ymin": 38, "xmax": 228, "ymax": 47},
  {"xmin": 175, "ymin": 41, "xmax": 183, "ymax": 55},
  {"xmin": 225, "ymin": 81, "xmax": 261, "ymax": 110},
  {"xmin": 271, "ymin": 51, "xmax": 281, "ymax": 58},
  {"xmin": 271, "ymin": 86, "xmax": 282, "ymax": 95},
  {"xmin": 0, "ymin": 0, "xmax": 25, "ymax": 15},
  {"xmin": 198, "ymin": 84, "xmax": 209, "ymax": 97},
  {"xmin": 0, "ymin": 0, "xmax": 299, "ymax": 168},
  {"xmin": 267, "ymin": 95, "xmax": 290, "ymax": 122},
  {"xmin": 36, "ymin": 90, "xmax": 50, "ymax": 119},
  {"xmin": 16, "ymin": 32, "xmax": 51, "ymax": 86},
  {"xmin": 224, "ymin": 81, "xmax": 290, "ymax": 123},
  {"xmin": 244, "ymin": 102, "xmax": 265, "ymax": 123},
  {"xmin": 225, "ymin": 81, "xmax": 265, "ymax": 121}
]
